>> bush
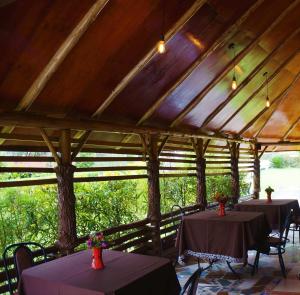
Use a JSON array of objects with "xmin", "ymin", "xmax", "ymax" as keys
[{"xmin": 271, "ymin": 156, "xmax": 286, "ymax": 168}]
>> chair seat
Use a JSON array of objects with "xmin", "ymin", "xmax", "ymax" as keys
[{"xmin": 268, "ymin": 236, "xmax": 284, "ymax": 246}]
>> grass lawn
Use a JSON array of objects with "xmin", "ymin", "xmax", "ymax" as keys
[{"xmin": 260, "ymin": 168, "xmax": 300, "ymax": 200}]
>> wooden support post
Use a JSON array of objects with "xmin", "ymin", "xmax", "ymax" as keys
[
  {"xmin": 252, "ymin": 144, "xmax": 260, "ymax": 199},
  {"xmin": 145, "ymin": 135, "xmax": 162, "ymax": 256},
  {"xmin": 192, "ymin": 139, "xmax": 207, "ymax": 207},
  {"xmin": 55, "ymin": 129, "xmax": 77, "ymax": 254},
  {"xmin": 228, "ymin": 142, "xmax": 240, "ymax": 204}
]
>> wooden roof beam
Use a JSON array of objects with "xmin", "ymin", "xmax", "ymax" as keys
[
  {"xmin": 0, "ymin": 111, "xmax": 251, "ymax": 144},
  {"xmin": 282, "ymin": 116, "xmax": 300, "ymax": 140},
  {"xmin": 260, "ymin": 141, "xmax": 300, "ymax": 146},
  {"xmin": 132, "ymin": 0, "xmax": 265, "ymax": 127},
  {"xmin": 218, "ymin": 50, "xmax": 300, "ymax": 131},
  {"xmin": 201, "ymin": 27, "xmax": 300, "ymax": 128},
  {"xmin": 237, "ymin": 70, "xmax": 300, "ymax": 135},
  {"xmin": 169, "ymin": 1, "xmax": 299, "ymax": 128},
  {"xmin": 92, "ymin": 0, "xmax": 207, "ymax": 117}
]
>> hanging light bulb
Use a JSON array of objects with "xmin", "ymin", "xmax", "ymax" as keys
[
  {"xmin": 157, "ymin": 0, "xmax": 166, "ymax": 54},
  {"xmin": 232, "ymin": 74, "xmax": 237, "ymax": 90},
  {"xmin": 157, "ymin": 35, "xmax": 166, "ymax": 54},
  {"xmin": 263, "ymin": 72, "xmax": 270, "ymax": 108},
  {"xmin": 266, "ymin": 96, "xmax": 270, "ymax": 108},
  {"xmin": 229, "ymin": 43, "xmax": 237, "ymax": 90}
]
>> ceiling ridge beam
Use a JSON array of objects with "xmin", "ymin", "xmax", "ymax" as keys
[
  {"xmin": 92, "ymin": 0, "xmax": 207, "ymax": 117},
  {"xmin": 0, "ymin": 111, "xmax": 251, "ymax": 144},
  {"xmin": 169, "ymin": 0, "xmax": 299, "ymax": 128},
  {"xmin": 237, "ymin": 70, "xmax": 300, "ymax": 135},
  {"xmin": 132, "ymin": 0, "xmax": 265, "ymax": 127},
  {"xmin": 217, "ymin": 49, "xmax": 300, "ymax": 131},
  {"xmin": 282, "ymin": 116, "xmax": 300, "ymax": 140},
  {"xmin": 0, "ymin": 0, "xmax": 110, "ymax": 143},
  {"xmin": 201, "ymin": 27, "xmax": 300, "ymax": 128}
]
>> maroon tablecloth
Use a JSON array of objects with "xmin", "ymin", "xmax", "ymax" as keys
[
  {"xmin": 176, "ymin": 211, "xmax": 270, "ymax": 263},
  {"xmin": 235, "ymin": 199, "xmax": 299, "ymax": 231},
  {"xmin": 19, "ymin": 250, "xmax": 180, "ymax": 295}
]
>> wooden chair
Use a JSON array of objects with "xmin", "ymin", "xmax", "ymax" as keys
[
  {"xmin": 252, "ymin": 211, "xmax": 293, "ymax": 278},
  {"xmin": 3, "ymin": 242, "xmax": 47, "ymax": 295},
  {"xmin": 180, "ymin": 267, "xmax": 202, "ymax": 295},
  {"xmin": 289, "ymin": 209, "xmax": 300, "ymax": 244}
]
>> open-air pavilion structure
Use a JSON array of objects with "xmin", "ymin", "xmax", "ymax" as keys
[{"xmin": 1, "ymin": 0, "xmax": 300, "ymax": 294}]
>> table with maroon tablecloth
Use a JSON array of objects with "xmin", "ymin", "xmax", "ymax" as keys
[
  {"xmin": 235, "ymin": 199, "xmax": 299, "ymax": 231},
  {"xmin": 176, "ymin": 211, "xmax": 270, "ymax": 263},
  {"xmin": 19, "ymin": 249, "xmax": 180, "ymax": 295}
]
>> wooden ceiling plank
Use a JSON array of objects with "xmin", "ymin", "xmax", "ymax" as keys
[
  {"xmin": 282, "ymin": 116, "xmax": 300, "ymax": 140},
  {"xmin": 201, "ymin": 27, "xmax": 300, "ymax": 128},
  {"xmin": 0, "ymin": 0, "xmax": 110, "ymax": 144},
  {"xmin": 0, "ymin": 111, "xmax": 251, "ymax": 144},
  {"xmin": 237, "ymin": 70, "xmax": 300, "ymax": 135},
  {"xmin": 92, "ymin": 0, "xmax": 207, "ymax": 117},
  {"xmin": 169, "ymin": 0, "xmax": 300, "ymax": 128},
  {"xmin": 134, "ymin": 0, "xmax": 265, "ymax": 127},
  {"xmin": 218, "ymin": 50, "xmax": 300, "ymax": 131}
]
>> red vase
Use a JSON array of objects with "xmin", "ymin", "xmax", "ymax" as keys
[
  {"xmin": 267, "ymin": 193, "xmax": 272, "ymax": 203},
  {"xmin": 218, "ymin": 203, "xmax": 226, "ymax": 216},
  {"xmin": 92, "ymin": 247, "xmax": 104, "ymax": 270}
]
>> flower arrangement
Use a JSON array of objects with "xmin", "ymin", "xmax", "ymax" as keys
[
  {"xmin": 213, "ymin": 192, "xmax": 229, "ymax": 204},
  {"xmin": 265, "ymin": 186, "xmax": 274, "ymax": 194},
  {"xmin": 87, "ymin": 232, "xmax": 108, "ymax": 249}
]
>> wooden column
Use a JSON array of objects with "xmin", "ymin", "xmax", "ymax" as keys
[
  {"xmin": 229, "ymin": 142, "xmax": 240, "ymax": 204},
  {"xmin": 143, "ymin": 135, "xmax": 161, "ymax": 255},
  {"xmin": 56, "ymin": 130, "xmax": 77, "ymax": 253},
  {"xmin": 252, "ymin": 144, "xmax": 260, "ymax": 199},
  {"xmin": 192, "ymin": 139, "xmax": 207, "ymax": 207},
  {"xmin": 40, "ymin": 128, "xmax": 77, "ymax": 254}
]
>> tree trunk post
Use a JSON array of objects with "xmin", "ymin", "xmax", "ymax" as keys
[
  {"xmin": 55, "ymin": 129, "xmax": 77, "ymax": 254},
  {"xmin": 229, "ymin": 142, "xmax": 240, "ymax": 204},
  {"xmin": 193, "ymin": 139, "xmax": 207, "ymax": 207},
  {"xmin": 253, "ymin": 144, "xmax": 260, "ymax": 199},
  {"xmin": 145, "ymin": 135, "xmax": 162, "ymax": 256}
]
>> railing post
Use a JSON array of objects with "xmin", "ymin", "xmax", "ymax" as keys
[
  {"xmin": 229, "ymin": 142, "xmax": 240, "ymax": 204},
  {"xmin": 144, "ymin": 135, "xmax": 162, "ymax": 256},
  {"xmin": 253, "ymin": 144, "xmax": 260, "ymax": 199}
]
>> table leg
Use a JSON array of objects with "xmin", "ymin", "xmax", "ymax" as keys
[{"xmin": 226, "ymin": 261, "xmax": 241, "ymax": 279}]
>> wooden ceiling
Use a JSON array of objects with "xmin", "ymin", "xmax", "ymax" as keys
[{"xmin": 0, "ymin": 0, "xmax": 300, "ymax": 152}]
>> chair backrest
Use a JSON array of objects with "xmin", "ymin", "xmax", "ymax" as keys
[
  {"xmin": 180, "ymin": 267, "xmax": 201, "ymax": 295},
  {"xmin": 2, "ymin": 242, "xmax": 47, "ymax": 295},
  {"xmin": 280, "ymin": 211, "xmax": 293, "ymax": 246},
  {"xmin": 171, "ymin": 205, "xmax": 185, "ymax": 233}
]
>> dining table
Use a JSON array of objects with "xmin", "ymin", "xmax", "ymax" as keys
[
  {"xmin": 235, "ymin": 199, "xmax": 299, "ymax": 232},
  {"xmin": 176, "ymin": 210, "xmax": 271, "ymax": 265},
  {"xmin": 19, "ymin": 249, "xmax": 181, "ymax": 295}
]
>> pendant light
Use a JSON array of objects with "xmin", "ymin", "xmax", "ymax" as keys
[
  {"xmin": 229, "ymin": 43, "xmax": 237, "ymax": 90},
  {"xmin": 263, "ymin": 72, "xmax": 270, "ymax": 108},
  {"xmin": 157, "ymin": 0, "xmax": 166, "ymax": 54}
]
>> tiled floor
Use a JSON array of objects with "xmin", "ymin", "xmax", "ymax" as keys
[{"xmin": 176, "ymin": 233, "xmax": 300, "ymax": 295}]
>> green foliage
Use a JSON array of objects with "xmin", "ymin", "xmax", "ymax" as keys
[{"xmin": 271, "ymin": 156, "xmax": 286, "ymax": 168}]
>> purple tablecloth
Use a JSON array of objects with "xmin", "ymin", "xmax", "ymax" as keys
[
  {"xmin": 176, "ymin": 211, "xmax": 270, "ymax": 263},
  {"xmin": 19, "ymin": 250, "xmax": 180, "ymax": 295},
  {"xmin": 235, "ymin": 199, "xmax": 299, "ymax": 231}
]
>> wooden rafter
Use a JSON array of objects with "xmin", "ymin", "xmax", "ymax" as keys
[
  {"xmin": 39, "ymin": 128, "xmax": 61, "ymax": 165},
  {"xmin": 132, "ymin": 0, "xmax": 265, "ymax": 127},
  {"xmin": 258, "ymin": 146, "xmax": 268, "ymax": 159},
  {"xmin": 71, "ymin": 130, "xmax": 92, "ymax": 161},
  {"xmin": 169, "ymin": 1, "xmax": 299, "ymax": 128},
  {"xmin": 0, "ymin": 0, "xmax": 110, "ymax": 143},
  {"xmin": 92, "ymin": 0, "xmax": 207, "ymax": 117},
  {"xmin": 0, "ymin": 111, "xmax": 251, "ymax": 144},
  {"xmin": 238, "ymin": 70, "xmax": 300, "ymax": 135},
  {"xmin": 218, "ymin": 50, "xmax": 300, "ymax": 131},
  {"xmin": 201, "ymin": 27, "xmax": 300, "ymax": 128},
  {"xmin": 282, "ymin": 116, "xmax": 300, "ymax": 140},
  {"xmin": 158, "ymin": 136, "xmax": 169, "ymax": 156}
]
